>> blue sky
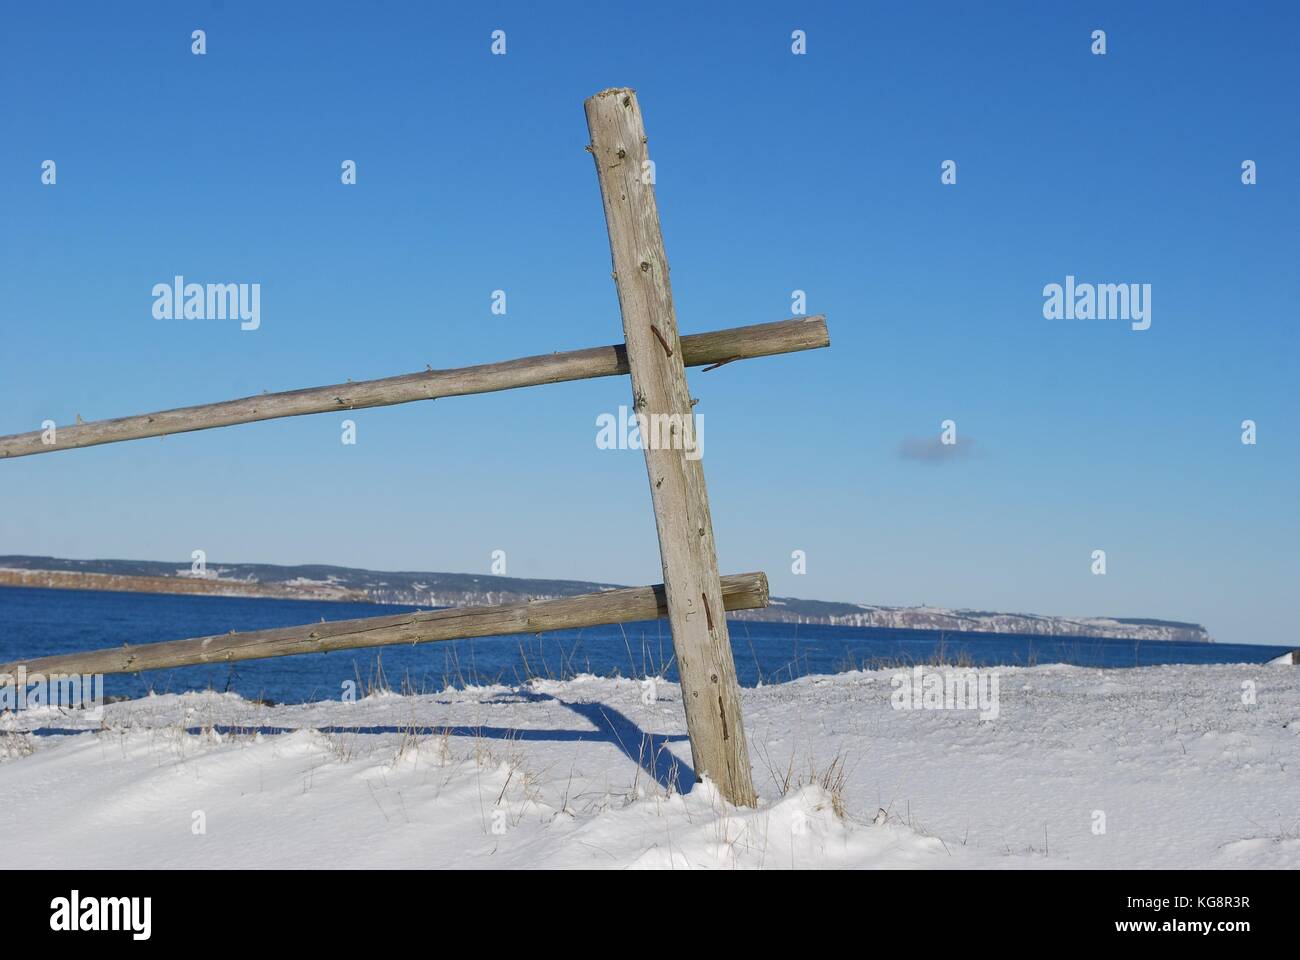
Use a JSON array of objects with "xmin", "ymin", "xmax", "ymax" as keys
[{"xmin": 1, "ymin": 2, "xmax": 1296, "ymax": 644}]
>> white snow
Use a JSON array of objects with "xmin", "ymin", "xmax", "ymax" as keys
[{"xmin": 1, "ymin": 663, "xmax": 1295, "ymax": 869}]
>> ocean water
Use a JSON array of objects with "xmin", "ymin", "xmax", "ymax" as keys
[{"xmin": 0, "ymin": 586, "xmax": 1292, "ymax": 705}]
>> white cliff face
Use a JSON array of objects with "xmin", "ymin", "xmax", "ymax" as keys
[{"xmin": 732, "ymin": 603, "xmax": 1213, "ymax": 643}]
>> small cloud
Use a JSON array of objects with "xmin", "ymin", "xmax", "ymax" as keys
[{"xmin": 898, "ymin": 436, "xmax": 976, "ymax": 463}]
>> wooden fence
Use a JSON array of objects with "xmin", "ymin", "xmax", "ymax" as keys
[{"xmin": 0, "ymin": 88, "xmax": 830, "ymax": 806}]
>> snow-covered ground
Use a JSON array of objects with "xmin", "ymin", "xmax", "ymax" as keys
[{"xmin": 2, "ymin": 663, "xmax": 1296, "ymax": 868}]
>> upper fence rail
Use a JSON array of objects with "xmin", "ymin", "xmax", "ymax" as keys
[{"xmin": 0, "ymin": 316, "xmax": 828, "ymax": 459}]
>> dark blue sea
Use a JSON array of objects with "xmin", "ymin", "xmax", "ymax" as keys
[{"xmin": 0, "ymin": 586, "xmax": 1291, "ymax": 705}]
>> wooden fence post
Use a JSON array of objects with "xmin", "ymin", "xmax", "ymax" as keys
[{"xmin": 585, "ymin": 87, "xmax": 757, "ymax": 806}]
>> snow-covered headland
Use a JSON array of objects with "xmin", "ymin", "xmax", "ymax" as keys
[{"xmin": 1, "ymin": 663, "xmax": 1295, "ymax": 869}]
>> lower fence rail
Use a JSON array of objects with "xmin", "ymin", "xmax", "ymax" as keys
[{"xmin": 0, "ymin": 571, "xmax": 769, "ymax": 680}]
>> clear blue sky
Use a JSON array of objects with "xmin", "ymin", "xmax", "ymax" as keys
[{"xmin": 1, "ymin": 2, "xmax": 1296, "ymax": 644}]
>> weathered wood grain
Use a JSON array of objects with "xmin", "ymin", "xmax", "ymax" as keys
[
  {"xmin": 586, "ymin": 87, "xmax": 757, "ymax": 806},
  {"xmin": 0, "ymin": 571, "xmax": 769, "ymax": 680},
  {"xmin": 0, "ymin": 317, "xmax": 827, "ymax": 459}
]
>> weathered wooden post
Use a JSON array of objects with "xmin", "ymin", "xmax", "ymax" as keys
[{"xmin": 585, "ymin": 87, "xmax": 757, "ymax": 806}]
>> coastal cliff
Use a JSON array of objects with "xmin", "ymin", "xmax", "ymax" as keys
[{"xmin": 0, "ymin": 555, "xmax": 1212, "ymax": 643}]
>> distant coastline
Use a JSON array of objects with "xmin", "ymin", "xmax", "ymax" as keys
[
  {"xmin": 0, "ymin": 566, "xmax": 370, "ymax": 603},
  {"xmin": 0, "ymin": 555, "xmax": 1213, "ymax": 644}
]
